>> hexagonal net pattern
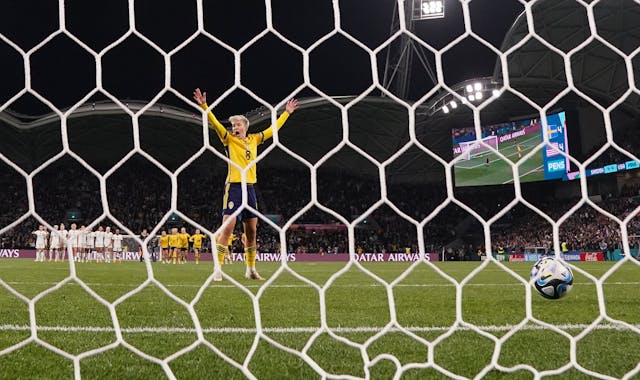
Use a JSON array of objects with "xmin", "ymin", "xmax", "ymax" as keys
[{"xmin": 0, "ymin": 0, "xmax": 640, "ymax": 379}]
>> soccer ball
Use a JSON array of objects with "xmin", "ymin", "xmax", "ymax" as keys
[{"xmin": 530, "ymin": 256, "xmax": 573, "ymax": 299}]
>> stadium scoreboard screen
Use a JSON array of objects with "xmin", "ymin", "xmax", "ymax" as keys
[
  {"xmin": 452, "ymin": 111, "xmax": 569, "ymax": 187},
  {"xmin": 541, "ymin": 112, "xmax": 569, "ymax": 181}
]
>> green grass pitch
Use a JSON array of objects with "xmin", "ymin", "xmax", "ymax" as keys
[
  {"xmin": 454, "ymin": 133, "xmax": 546, "ymax": 187},
  {"xmin": 1, "ymin": 259, "xmax": 639, "ymax": 379}
]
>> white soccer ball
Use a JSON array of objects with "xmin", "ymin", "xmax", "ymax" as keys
[{"xmin": 530, "ymin": 256, "xmax": 573, "ymax": 299}]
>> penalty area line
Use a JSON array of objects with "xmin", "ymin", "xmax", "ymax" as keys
[{"xmin": 502, "ymin": 164, "xmax": 544, "ymax": 184}]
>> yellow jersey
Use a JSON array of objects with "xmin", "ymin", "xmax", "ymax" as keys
[
  {"xmin": 179, "ymin": 233, "xmax": 190, "ymax": 249},
  {"xmin": 201, "ymin": 103, "xmax": 290, "ymax": 183},
  {"xmin": 169, "ymin": 234, "xmax": 179, "ymax": 248},
  {"xmin": 190, "ymin": 233, "xmax": 206, "ymax": 249},
  {"xmin": 227, "ymin": 234, "xmax": 236, "ymax": 247},
  {"xmin": 159, "ymin": 235, "xmax": 169, "ymax": 249}
]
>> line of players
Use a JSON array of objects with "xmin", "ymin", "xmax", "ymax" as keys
[
  {"xmin": 32, "ymin": 223, "xmax": 125, "ymax": 263},
  {"xmin": 158, "ymin": 228, "xmax": 243, "ymax": 265},
  {"xmin": 159, "ymin": 227, "xmax": 207, "ymax": 265},
  {"xmin": 33, "ymin": 224, "xmax": 240, "ymax": 265}
]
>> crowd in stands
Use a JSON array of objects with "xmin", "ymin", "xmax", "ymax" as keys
[
  {"xmin": 491, "ymin": 193, "xmax": 640, "ymax": 254},
  {"xmin": 460, "ymin": 123, "xmax": 640, "ymax": 257},
  {"xmin": 581, "ymin": 128, "xmax": 640, "ymax": 169},
  {"xmin": 2, "ymin": 156, "xmax": 640, "ymax": 258},
  {"xmin": 0, "ymin": 157, "xmax": 462, "ymax": 253}
]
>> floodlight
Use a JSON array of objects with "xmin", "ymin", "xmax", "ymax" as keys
[
  {"xmin": 442, "ymin": 105, "xmax": 450, "ymax": 113},
  {"xmin": 468, "ymin": 95, "xmax": 476, "ymax": 101},
  {"xmin": 414, "ymin": 0, "xmax": 445, "ymax": 20},
  {"xmin": 450, "ymin": 101, "xmax": 457, "ymax": 109},
  {"xmin": 466, "ymin": 84, "xmax": 473, "ymax": 93},
  {"xmin": 492, "ymin": 89, "xmax": 501, "ymax": 97},
  {"xmin": 475, "ymin": 91, "xmax": 483, "ymax": 100},
  {"xmin": 474, "ymin": 82, "xmax": 482, "ymax": 91}
]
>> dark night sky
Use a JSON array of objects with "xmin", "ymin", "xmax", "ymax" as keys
[{"xmin": 0, "ymin": 0, "xmax": 523, "ymax": 116}]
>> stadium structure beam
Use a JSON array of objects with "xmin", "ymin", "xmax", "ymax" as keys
[{"xmin": 382, "ymin": 0, "xmax": 439, "ymax": 100}]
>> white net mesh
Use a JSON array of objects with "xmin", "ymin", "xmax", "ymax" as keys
[{"xmin": 1, "ymin": 0, "xmax": 640, "ymax": 379}]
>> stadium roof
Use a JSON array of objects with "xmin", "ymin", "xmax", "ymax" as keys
[
  {"xmin": 2, "ymin": 0, "xmax": 639, "ymax": 184},
  {"xmin": 0, "ymin": 97, "xmax": 451, "ymax": 185},
  {"xmin": 495, "ymin": 0, "xmax": 640, "ymax": 110}
]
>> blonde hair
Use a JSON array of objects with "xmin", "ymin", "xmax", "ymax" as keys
[{"xmin": 228, "ymin": 115, "xmax": 249, "ymax": 127}]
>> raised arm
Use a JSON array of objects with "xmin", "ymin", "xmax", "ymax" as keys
[
  {"xmin": 260, "ymin": 99, "xmax": 299, "ymax": 143},
  {"xmin": 193, "ymin": 88, "xmax": 228, "ymax": 142}
]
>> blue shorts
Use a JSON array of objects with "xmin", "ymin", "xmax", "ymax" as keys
[{"xmin": 222, "ymin": 183, "xmax": 258, "ymax": 221}]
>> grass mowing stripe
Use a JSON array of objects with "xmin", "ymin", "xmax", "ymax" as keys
[{"xmin": 2, "ymin": 324, "xmax": 639, "ymax": 334}]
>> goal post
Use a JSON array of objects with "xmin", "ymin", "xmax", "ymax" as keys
[{"xmin": 458, "ymin": 135, "xmax": 499, "ymax": 160}]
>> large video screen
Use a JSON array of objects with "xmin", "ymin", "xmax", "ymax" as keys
[{"xmin": 453, "ymin": 111, "xmax": 568, "ymax": 187}]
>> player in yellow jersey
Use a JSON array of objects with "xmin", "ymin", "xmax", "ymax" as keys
[
  {"xmin": 169, "ymin": 228, "xmax": 180, "ymax": 264},
  {"xmin": 159, "ymin": 230, "xmax": 169, "ymax": 264},
  {"xmin": 190, "ymin": 229, "xmax": 206, "ymax": 264},
  {"xmin": 179, "ymin": 227, "xmax": 190, "ymax": 264},
  {"xmin": 194, "ymin": 88, "xmax": 299, "ymax": 281},
  {"xmin": 226, "ymin": 233, "xmax": 236, "ymax": 264}
]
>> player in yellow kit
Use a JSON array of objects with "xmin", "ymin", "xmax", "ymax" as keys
[
  {"xmin": 179, "ymin": 227, "xmax": 190, "ymax": 264},
  {"xmin": 159, "ymin": 230, "xmax": 169, "ymax": 264},
  {"xmin": 193, "ymin": 88, "xmax": 299, "ymax": 281},
  {"xmin": 169, "ymin": 228, "xmax": 180, "ymax": 264},
  {"xmin": 190, "ymin": 229, "xmax": 206, "ymax": 264},
  {"xmin": 226, "ymin": 233, "xmax": 236, "ymax": 264}
]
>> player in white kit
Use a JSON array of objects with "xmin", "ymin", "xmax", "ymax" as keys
[
  {"xmin": 103, "ymin": 226, "xmax": 113, "ymax": 263},
  {"xmin": 59, "ymin": 224, "xmax": 68, "ymax": 262},
  {"xmin": 84, "ymin": 227, "xmax": 95, "ymax": 262},
  {"xmin": 48, "ymin": 225, "xmax": 60, "ymax": 262},
  {"xmin": 68, "ymin": 224, "xmax": 80, "ymax": 262},
  {"xmin": 94, "ymin": 226, "xmax": 105, "ymax": 263},
  {"xmin": 112, "ymin": 229, "xmax": 124, "ymax": 263},
  {"xmin": 33, "ymin": 225, "xmax": 48, "ymax": 262},
  {"xmin": 77, "ymin": 225, "xmax": 86, "ymax": 262}
]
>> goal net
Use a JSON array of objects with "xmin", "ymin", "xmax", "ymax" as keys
[
  {"xmin": 0, "ymin": 0, "xmax": 639, "ymax": 379},
  {"xmin": 458, "ymin": 135, "xmax": 499, "ymax": 160}
]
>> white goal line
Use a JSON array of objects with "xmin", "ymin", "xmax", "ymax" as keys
[{"xmin": 5, "ymin": 281, "xmax": 640, "ymax": 288}]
